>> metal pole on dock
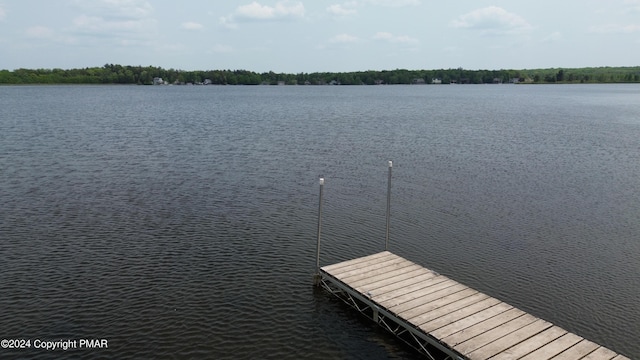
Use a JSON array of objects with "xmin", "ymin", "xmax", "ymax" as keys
[
  {"xmin": 385, "ymin": 161, "xmax": 392, "ymax": 251},
  {"xmin": 314, "ymin": 177, "xmax": 324, "ymax": 285}
]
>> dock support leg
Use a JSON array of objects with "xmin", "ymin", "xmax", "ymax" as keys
[
  {"xmin": 385, "ymin": 160, "xmax": 392, "ymax": 251},
  {"xmin": 314, "ymin": 178, "xmax": 325, "ymax": 286}
]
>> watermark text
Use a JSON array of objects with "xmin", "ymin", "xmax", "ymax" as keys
[{"xmin": 2, "ymin": 338, "xmax": 108, "ymax": 351}]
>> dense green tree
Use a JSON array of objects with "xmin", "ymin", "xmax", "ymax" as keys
[{"xmin": 1, "ymin": 65, "xmax": 640, "ymax": 85}]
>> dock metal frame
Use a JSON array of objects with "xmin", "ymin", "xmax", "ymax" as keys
[{"xmin": 318, "ymin": 269, "xmax": 464, "ymax": 360}]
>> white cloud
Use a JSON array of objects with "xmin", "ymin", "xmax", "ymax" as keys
[
  {"xmin": 237, "ymin": 2, "xmax": 275, "ymax": 19},
  {"xmin": 373, "ymin": 32, "xmax": 393, "ymax": 40},
  {"xmin": 26, "ymin": 26, "xmax": 54, "ymax": 39},
  {"xmin": 327, "ymin": 3, "xmax": 358, "ymax": 16},
  {"xmin": 235, "ymin": 1, "xmax": 304, "ymax": 20},
  {"xmin": 590, "ymin": 24, "xmax": 640, "ymax": 34},
  {"xmin": 365, "ymin": 0, "xmax": 420, "ymax": 6},
  {"xmin": 452, "ymin": 6, "xmax": 532, "ymax": 35},
  {"xmin": 73, "ymin": 15, "xmax": 148, "ymax": 33},
  {"xmin": 326, "ymin": 0, "xmax": 416, "ymax": 16},
  {"xmin": 70, "ymin": 0, "xmax": 157, "ymax": 45},
  {"xmin": 220, "ymin": 1, "xmax": 304, "ymax": 28},
  {"xmin": 373, "ymin": 31, "xmax": 418, "ymax": 44},
  {"xmin": 219, "ymin": 16, "xmax": 238, "ymax": 29},
  {"xmin": 73, "ymin": 0, "xmax": 153, "ymax": 20},
  {"xmin": 182, "ymin": 22, "xmax": 204, "ymax": 30},
  {"xmin": 330, "ymin": 33, "xmax": 359, "ymax": 43}
]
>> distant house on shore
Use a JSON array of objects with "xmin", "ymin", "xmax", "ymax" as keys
[
  {"xmin": 432, "ymin": 78, "xmax": 442, "ymax": 84},
  {"xmin": 153, "ymin": 77, "xmax": 164, "ymax": 85}
]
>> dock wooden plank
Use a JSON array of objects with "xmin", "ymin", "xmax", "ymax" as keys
[
  {"xmin": 356, "ymin": 267, "xmax": 434, "ymax": 290},
  {"xmin": 407, "ymin": 292, "xmax": 489, "ymax": 325},
  {"xmin": 443, "ymin": 307, "xmax": 526, "ymax": 346},
  {"xmin": 332, "ymin": 255, "xmax": 409, "ymax": 277},
  {"xmin": 335, "ymin": 257, "xmax": 413, "ymax": 280},
  {"xmin": 346, "ymin": 264, "xmax": 423, "ymax": 288},
  {"xmin": 460, "ymin": 316, "xmax": 549, "ymax": 358},
  {"xmin": 369, "ymin": 274, "xmax": 447, "ymax": 303},
  {"xmin": 550, "ymin": 339, "xmax": 601, "ymax": 360},
  {"xmin": 465, "ymin": 319, "xmax": 553, "ymax": 359},
  {"xmin": 378, "ymin": 276, "xmax": 458, "ymax": 307},
  {"xmin": 384, "ymin": 281, "xmax": 464, "ymax": 312},
  {"xmin": 581, "ymin": 346, "xmax": 619, "ymax": 360},
  {"xmin": 319, "ymin": 252, "xmax": 626, "ymax": 360},
  {"xmin": 321, "ymin": 251, "xmax": 392, "ymax": 272},
  {"xmin": 488, "ymin": 325, "xmax": 566, "ymax": 360},
  {"xmin": 611, "ymin": 355, "xmax": 631, "ymax": 360},
  {"xmin": 361, "ymin": 268, "xmax": 438, "ymax": 296},
  {"xmin": 431, "ymin": 302, "xmax": 513, "ymax": 339},
  {"xmin": 518, "ymin": 332, "xmax": 584, "ymax": 360},
  {"xmin": 418, "ymin": 297, "xmax": 502, "ymax": 333},
  {"xmin": 396, "ymin": 287, "xmax": 477, "ymax": 318},
  {"xmin": 334, "ymin": 257, "xmax": 410, "ymax": 280}
]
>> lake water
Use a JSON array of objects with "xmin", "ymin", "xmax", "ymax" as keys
[{"xmin": 1, "ymin": 84, "xmax": 639, "ymax": 359}]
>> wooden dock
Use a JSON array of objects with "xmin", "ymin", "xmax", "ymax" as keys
[{"xmin": 318, "ymin": 251, "xmax": 630, "ymax": 360}]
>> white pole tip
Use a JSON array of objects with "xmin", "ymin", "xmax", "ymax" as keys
[
  {"xmin": 388, "ymin": 160, "xmax": 393, "ymax": 167},
  {"xmin": 319, "ymin": 178, "xmax": 324, "ymax": 185}
]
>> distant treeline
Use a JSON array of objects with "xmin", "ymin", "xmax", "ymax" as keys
[{"xmin": 1, "ymin": 64, "xmax": 640, "ymax": 85}]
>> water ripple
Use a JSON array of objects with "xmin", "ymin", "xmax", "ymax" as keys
[{"xmin": 1, "ymin": 85, "xmax": 639, "ymax": 359}]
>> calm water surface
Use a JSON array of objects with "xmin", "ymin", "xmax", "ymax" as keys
[{"xmin": 1, "ymin": 84, "xmax": 639, "ymax": 359}]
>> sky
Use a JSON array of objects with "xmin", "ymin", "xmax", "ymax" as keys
[{"xmin": 1, "ymin": 0, "xmax": 639, "ymax": 72}]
